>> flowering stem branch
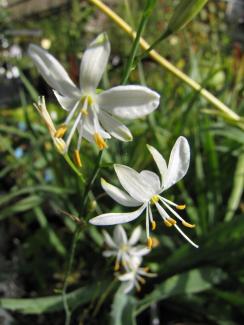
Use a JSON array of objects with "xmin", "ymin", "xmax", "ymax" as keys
[
  {"xmin": 121, "ymin": 0, "xmax": 156, "ymax": 84},
  {"xmin": 62, "ymin": 150, "xmax": 103, "ymax": 325},
  {"xmin": 64, "ymin": 153, "xmax": 85, "ymax": 183},
  {"xmin": 88, "ymin": 0, "xmax": 241, "ymax": 122}
]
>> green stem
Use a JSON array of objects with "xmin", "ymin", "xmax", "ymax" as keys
[
  {"xmin": 62, "ymin": 150, "xmax": 103, "ymax": 325},
  {"xmin": 62, "ymin": 227, "xmax": 80, "ymax": 325},
  {"xmin": 63, "ymin": 154, "xmax": 84, "ymax": 183},
  {"xmin": 121, "ymin": 0, "xmax": 156, "ymax": 84}
]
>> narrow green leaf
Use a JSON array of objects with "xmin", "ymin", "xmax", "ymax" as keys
[
  {"xmin": 165, "ymin": 0, "xmax": 208, "ymax": 37},
  {"xmin": 110, "ymin": 288, "xmax": 137, "ymax": 325},
  {"xmin": 225, "ymin": 151, "xmax": 244, "ymax": 221},
  {"xmin": 0, "ymin": 281, "xmax": 109, "ymax": 314},
  {"xmin": 135, "ymin": 267, "xmax": 225, "ymax": 315}
]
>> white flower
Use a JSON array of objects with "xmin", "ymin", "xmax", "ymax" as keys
[
  {"xmin": 103, "ymin": 225, "xmax": 150, "ymax": 271},
  {"xmin": 117, "ymin": 256, "xmax": 156, "ymax": 294},
  {"xmin": 28, "ymin": 33, "xmax": 160, "ymax": 165},
  {"xmin": 90, "ymin": 136, "xmax": 198, "ymax": 249}
]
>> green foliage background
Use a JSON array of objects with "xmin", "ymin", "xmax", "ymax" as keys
[{"xmin": 0, "ymin": 0, "xmax": 243, "ymax": 324}]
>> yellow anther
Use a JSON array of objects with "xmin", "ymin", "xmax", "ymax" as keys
[
  {"xmin": 143, "ymin": 267, "xmax": 149, "ymax": 272},
  {"xmin": 73, "ymin": 150, "xmax": 82, "ymax": 168},
  {"xmin": 151, "ymin": 220, "xmax": 156, "ymax": 230},
  {"xmin": 138, "ymin": 276, "xmax": 146, "ymax": 284},
  {"xmin": 94, "ymin": 133, "xmax": 107, "ymax": 150},
  {"xmin": 114, "ymin": 261, "xmax": 120, "ymax": 271},
  {"xmin": 150, "ymin": 195, "xmax": 159, "ymax": 205},
  {"xmin": 147, "ymin": 236, "xmax": 153, "ymax": 249},
  {"xmin": 80, "ymin": 108, "xmax": 88, "ymax": 116},
  {"xmin": 164, "ymin": 220, "xmax": 173, "ymax": 227},
  {"xmin": 55, "ymin": 125, "xmax": 67, "ymax": 138},
  {"xmin": 182, "ymin": 220, "xmax": 195, "ymax": 228},
  {"xmin": 177, "ymin": 204, "xmax": 186, "ymax": 210},
  {"xmin": 81, "ymin": 95, "xmax": 93, "ymax": 106},
  {"xmin": 168, "ymin": 218, "xmax": 177, "ymax": 225}
]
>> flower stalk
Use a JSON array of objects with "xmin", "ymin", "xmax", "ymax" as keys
[{"xmin": 88, "ymin": 0, "xmax": 241, "ymax": 123}]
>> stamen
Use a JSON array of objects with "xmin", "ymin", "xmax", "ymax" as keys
[
  {"xmin": 151, "ymin": 220, "xmax": 156, "ymax": 230},
  {"xmin": 150, "ymin": 195, "xmax": 159, "ymax": 205},
  {"xmin": 138, "ymin": 276, "xmax": 146, "ymax": 284},
  {"xmin": 147, "ymin": 236, "xmax": 153, "ymax": 249},
  {"xmin": 114, "ymin": 261, "xmax": 120, "ymax": 271},
  {"xmin": 164, "ymin": 220, "xmax": 173, "ymax": 227},
  {"xmin": 55, "ymin": 124, "xmax": 67, "ymax": 138},
  {"xmin": 143, "ymin": 267, "xmax": 149, "ymax": 272},
  {"xmin": 168, "ymin": 217, "xmax": 177, "ymax": 225},
  {"xmin": 177, "ymin": 204, "xmax": 186, "ymax": 210},
  {"xmin": 182, "ymin": 220, "xmax": 195, "ymax": 228},
  {"xmin": 80, "ymin": 108, "xmax": 88, "ymax": 116},
  {"xmin": 73, "ymin": 150, "xmax": 82, "ymax": 168},
  {"xmin": 94, "ymin": 133, "xmax": 107, "ymax": 150}
]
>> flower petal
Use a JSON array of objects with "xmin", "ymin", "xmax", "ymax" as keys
[
  {"xmin": 118, "ymin": 272, "xmax": 134, "ymax": 282},
  {"xmin": 147, "ymin": 144, "xmax": 167, "ymax": 187},
  {"xmin": 128, "ymin": 226, "xmax": 141, "ymax": 245},
  {"xmin": 163, "ymin": 136, "xmax": 190, "ymax": 190},
  {"xmin": 99, "ymin": 111, "xmax": 133, "ymax": 142},
  {"xmin": 103, "ymin": 250, "xmax": 116, "ymax": 257},
  {"xmin": 28, "ymin": 44, "xmax": 79, "ymax": 97},
  {"xmin": 89, "ymin": 204, "xmax": 146, "ymax": 226},
  {"xmin": 121, "ymin": 280, "xmax": 135, "ymax": 294},
  {"xmin": 103, "ymin": 230, "xmax": 117, "ymax": 248},
  {"xmin": 98, "ymin": 85, "xmax": 160, "ymax": 119},
  {"xmin": 130, "ymin": 246, "xmax": 150, "ymax": 256},
  {"xmin": 53, "ymin": 90, "xmax": 80, "ymax": 111},
  {"xmin": 114, "ymin": 164, "xmax": 152, "ymax": 202},
  {"xmin": 101, "ymin": 178, "xmax": 141, "ymax": 207},
  {"xmin": 140, "ymin": 170, "xmax": 161, "ymax": 193},
  {"xmin": 113, "ymin": 225, "xmax": 127, "ymax": 245},
  {"xmin": 79, "ymin": 33, "xmax": 110, "ymax": 91}
]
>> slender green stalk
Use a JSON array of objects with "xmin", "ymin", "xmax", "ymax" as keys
[
  {"xmin": 121, "ymin": 0, "xmax": 156, "ymax": 84},
  {"xmin": 64, "ymin": 153, "xmax": 85, "ymax": 183},
  {"xmin": 62, "ymin": 150, "xmax": 103, "ymax": 325},
  {"xmin": 62, "ymin": 227, "xmax": 80, "ymax": 325},
  {"xmin": 88, "ymin": 0, "xmax": 241, "ymax": 122}
]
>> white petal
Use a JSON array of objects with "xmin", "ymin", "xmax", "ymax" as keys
[
  {"xmin": 101, "ymin": 178, "xmax": 141, "ymax": 207},
  {"xmin": 103, "ymin": 230, "xmax": 117, "ymax": 248},
  {"xmin": 130, "ymin": 246, "xmax": 150, "ymax": 256},
  {"xmin": 113, "ymin": 225, "xmax": 127, "ymax": 245},
  {"xmin": 147, "ymin": 144, "xmax": 167, "ymax": 187},
  {"xmin": 118, "ymin": 272, "xmax": 134, "ymax": 282},
  {"xmin": 98, "ymin": 111, "xmax": 133, "ymax": 142},
  {"xmin": 28, "ymin": 44, "xmax": 79, "ymax": 97},
  {"xmin": 128, "ymin": 226, "xmax": 141, "ymax": 245},
  {"xmin": 114, "ymin": 164, "xmax": 152, "ymax": 202},
  {"xmin": 79, "ymin": 33, "xmax": 110, "ymax": 91},
  {"xmin": 103, "ymin": 250, "xmax": 116, "ymax": 257},
  {"xmin": 98, "ymin": 85, "xmax": 160, "ymax": 119},
  {"xmin": 163, "ymin": 136, "xmax": 190, "ymax": 191},
  {"xmin": 53, "ymin": 91, "xmax": 80, "ymax": 111},
  {"xmin": 140, "ymin": 170, "xmax": 161, "ymax": 193},
  {"xmin": 89, "ymin": 204, "xmax": 146, "ymax": 226},
  {"xmin": 122, "ymin": 281, "xmax": 135, "ymax": 294}
]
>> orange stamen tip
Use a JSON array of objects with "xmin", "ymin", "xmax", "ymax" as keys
[
  {"xmin": 182, "ymin": 221, "xmax": 195, "ymax": 228},
  {"xmin": 168, "ymin": 218, "xmax": 177, "ymax": 225},
  {"xmin": 164, "ymin": 220, "xmax": 173, "ymax": 227},
  {"xmin": 114, "ymin": 261, "xmax": 120, "ymax": 271},
  {"xmin": 55, "ymin": 125, "xmax": 67, "ymax": 138},
  {"xmin": 147, "ymin": 237, "xmax": 153, "ymax": 249},
  {"xmin": 80, "ymin": 108, "xmax": 88, "ymax": 116},
  {"xmin": 94, "ymin": 133, "xmax": 107, "ymax": 150},
  {"xmin": 151, "ymin": 220, "xmax": 156, "ymax": 231},
  {"xmin": 177, "ymin": 204, "xmax": 186, "ymax": 210},
  {"xmin": 73, "ymin": 150, "xmax": 82, "ymax": 168}
]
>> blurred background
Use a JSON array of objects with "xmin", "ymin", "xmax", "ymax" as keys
[{"xmin": 0, "ymin": 0, "xmax": 244, "ymax": 324}]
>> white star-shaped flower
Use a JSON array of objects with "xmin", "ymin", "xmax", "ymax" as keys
[
  {"xmin": 90, "ymin": 136, "xmax": 198, "ymax": 249},
  {"xmin": 28, "ymin": 33, "xmax": 160, "ymax": 165},
  {"xmin": 103, "ymin": 225, "xmax": 150, "ymax": 271},
  {"xmin": 117, "ymin": 256, "xmax": 156, "ymax": 294}
]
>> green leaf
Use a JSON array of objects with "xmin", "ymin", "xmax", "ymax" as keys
[
  {"xmin": 135, "ymin": 267, "xmax": 225, "ymax": 315},
  {"xmin": 0, "ymin": 281, "xmax": 109, "ymax": 314},
  {"xmin": 165, "ymin": 0, "xmax": 208, "ymax": 37},
  {"xmin": 225, "ymin": 151, "xmax": 244, "ymax": 221},
  {"xmin": 110, "ymin": 288, "xmax": 137, "ymax": 325}
]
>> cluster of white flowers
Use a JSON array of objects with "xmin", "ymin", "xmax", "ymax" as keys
[
  {"xmin": 103, "ymin": 225, "xmax": 156, "ymax": 293},
  {"xmin": 29, "ymin": 32, "xmax": 198, "ymax": 295}
]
